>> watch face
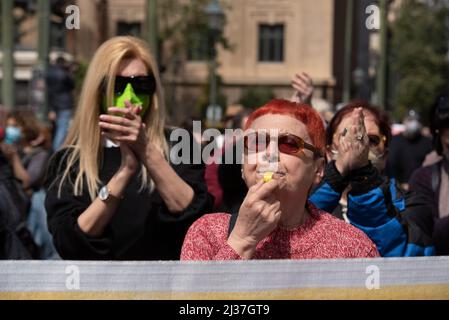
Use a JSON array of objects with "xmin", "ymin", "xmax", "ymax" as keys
[{"xmin": 99, "ymin": 186, "xmax": 109, "ymax": 201}]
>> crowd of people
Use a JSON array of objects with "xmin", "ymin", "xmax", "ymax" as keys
[{"xmin": 1, "ymin": 36, "xmax": 448, "ymax": 260}]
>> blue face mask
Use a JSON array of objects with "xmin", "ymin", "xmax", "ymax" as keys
[{"xmin": 5, "ymin": 126, "xmax": 22, "ymax": 145}]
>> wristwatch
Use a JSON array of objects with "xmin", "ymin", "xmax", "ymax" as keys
[{"xmin": 98, "ymin": 185, "xmax": 123, "ymax": 202}]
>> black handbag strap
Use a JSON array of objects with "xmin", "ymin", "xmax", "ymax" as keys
[{"xmin": 227, "ymin": 210, "xmax": 239, "ymax": 238}]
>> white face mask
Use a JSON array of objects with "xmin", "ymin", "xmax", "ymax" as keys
[
  {"xmin": 368, "ymin": 149, "xmax": 386, "ymax": 173},
  {"xmin": 404, "ymin": 119, "xmax": 422, "ymax": 137},
  {"xmin": 329, "ymin": 147, "xmax": 386, "ymax": 173}
]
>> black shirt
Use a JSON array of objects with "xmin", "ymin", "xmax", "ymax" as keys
[
  {"xmin": 44, "ymin": 140, "xmax": 213, "ymax": 260},
  {"xmin": 387, "ymin": 133, "xmax": 433, "ymax": 184}
]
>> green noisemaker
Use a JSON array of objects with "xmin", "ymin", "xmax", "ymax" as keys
[{"xmin": 102, "ymin": 83, "xmax": 151, "ymax": 117}]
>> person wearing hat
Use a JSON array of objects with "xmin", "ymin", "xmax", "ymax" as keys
[{"xmin": 409, "ymin": 94, "xmax": 449, "ymax": 255}]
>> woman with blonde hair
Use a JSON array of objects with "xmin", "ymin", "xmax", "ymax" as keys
[{"xmin": 44, "ymin": 36, "xmax": 213, "ymax": 260}]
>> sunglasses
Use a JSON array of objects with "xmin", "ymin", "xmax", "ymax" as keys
[
  {"xmin": 244, "ymin": 131, "xmax": 323, "ymax": 158},
  {"xmin": 367, "ymin": 134, "xmax": 386, "ymax": 147},
  {"xmin": 102, "ymin": 75, "xmax": 156, "ymax": 95}
]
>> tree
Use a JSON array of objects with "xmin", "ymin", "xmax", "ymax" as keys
[
  {"xmin": 391, "ymin": 0, "xmax": 449, "ymax": 122},
  {"xmin": 239, "ymin": 86, "xmax": 276, "ymax": 109},
  {"xmin": 158, "ymin": 0, "xmax": 230, "ymax": 64}
]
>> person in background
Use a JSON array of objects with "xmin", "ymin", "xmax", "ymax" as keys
[
  {"xmin": 291, "ymin": 72, "xmax": 313, "ymax": 105},
  {"xmin": 290, "ymin": 71, "xmax": 334, "ymax": 126},
  {"xmin": 7, "ymin": 111, "xmax": 59, "ymax": 260},
  {"xmin": 387, "ymin": 110, "xmax": 433, "ymax": 190},
  {"xmin": 309, "ymin": 101, "xmax": 435, "ymax": 257},
  {"xmin": 1, "ymin": 114, "xmax": 31, "ymax": 189},
  {"xmin": 44, "ymin": 36, "xmax": 213, "ymax": 260},
  {"xmin": 216, "ymin": 108, "xmax": 252, "ymax": 213},
  {"xmin": 5, "ymin": 111, "xmax": 51, "ymax": 194},
  {"xmin": 409, "ymin": 93, "xmax": 449, "ymax": 255},
  {"xmin": 46, "ymin": 56, "xmax": 75, "ymax": 152},
  {"xmin": 205, "ymin": 106, "xmax": 252, "ymax": 211},
  {"xmin": 0, "ymin": 112, "xmax": 39, "ymax": 259},
  {"xmin": 181, "ymin": 99, "xmax": 379, "ymax": 260}
]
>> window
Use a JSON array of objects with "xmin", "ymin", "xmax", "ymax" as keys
[
  {"xmin": 258, "ymin": 24, "xmax": 284, "ymax": 62},
  {"xmin": 187, "ymin": 32, "xmax": 209, "ymax": 61},
  {"xmin": 117, "ymin": 22, "xmax": 141, "ymax": 37}
]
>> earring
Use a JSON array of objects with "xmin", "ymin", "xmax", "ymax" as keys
[{"xmin": 241, "ymin": 168, "xmax": 244, "ymax": 180}]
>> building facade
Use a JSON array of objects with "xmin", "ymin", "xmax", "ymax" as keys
[{"xmin": 2, "ymin": 0, "xmax": 392, "ymax": 124}]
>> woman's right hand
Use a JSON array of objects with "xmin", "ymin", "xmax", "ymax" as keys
[
  {"xmin": 228, "ymin": 179, "xmax": 282, "ymax": 258},
  {"xmin": 334, "ymin": 108, "xmax": 370, "ymax": 176},
  {"xmin": 101, "ymin": 123, "xmax": 140, "ymax": 175}
]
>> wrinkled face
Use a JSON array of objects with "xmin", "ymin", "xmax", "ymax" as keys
[
  {"xmin": 242, "ymin": 114, "xmax": 324, "ymax": 196},
  {"xmin": 331, "ymin": 111, "xmax": 388, "ymax": 172}
]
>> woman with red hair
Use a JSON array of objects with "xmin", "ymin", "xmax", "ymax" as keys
[{"xmin": 181, "ymin": 99, "xmax": 379, "ymax": 260}]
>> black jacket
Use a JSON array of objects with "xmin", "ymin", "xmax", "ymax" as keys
[
  {"xmin": 409, "ymin": 160, "xmax": 449, "ymax": 255},
  {"xmin": 387, "ymin": 134, "xmax": 433, "ymax": 184},
  {"xmin": 46, "ymin": 64, "xmax": 75, "ymax": 112},
  {"xmin": 44, "ymin": 130, "xmax": 213, "ymax": 260}
]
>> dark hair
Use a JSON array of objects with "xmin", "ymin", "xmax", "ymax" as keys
[
  {"xmin": 8, "ymin": 110, "xmax": 42, "ymax": 143},
  {"xmin": 430, "ymin": 93, "xmax": 449, "ymax": 155},
  {"xmin": 56, "ymin": 56, "xmax": 66, "ymax": 65},
  {"xmin": 326, "ymin": 100, "xmax": 392, "ymax": 148}
]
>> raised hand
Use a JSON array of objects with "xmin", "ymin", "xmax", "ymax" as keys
[
  {"xmin": 334, "ymin": 108, "xmax": 370, "ymax": 176},
  {"xmin": 291, "ymin": 72, "xmax": 314, "ymax": 105}
]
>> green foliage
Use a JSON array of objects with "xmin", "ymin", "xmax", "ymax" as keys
[
  {"xmin": 391, "ymin": 0, "xmax": 449, "ymax": 121},
  {"xmin": 158, "ymin": 0, "xmax": 230, "ymax": 60},
  {"xmin": 239, "ymin": 86, "xmax": 275, "ymax": 109},
  {"xmin": 195, "ymin": 73, "xmax": 227, "ymax": 123},
  {"xmin": 74, "ymin": 60, "xmax": 88, "ymax": 98}
]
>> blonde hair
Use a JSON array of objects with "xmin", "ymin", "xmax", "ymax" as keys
[{"xmin": 57, "ymin": 36, "xmax": 168, "ymax": 201}]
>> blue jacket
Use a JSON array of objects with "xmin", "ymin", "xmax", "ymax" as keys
[{"xmin": 309, "ymin": 161, "xmax": 435, "ymax": 257}]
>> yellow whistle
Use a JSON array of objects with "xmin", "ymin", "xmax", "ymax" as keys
[{"xmin": 263, "ymin": 172, "xmax": 274, "ymax": 183}]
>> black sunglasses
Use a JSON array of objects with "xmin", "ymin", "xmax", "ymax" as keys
[
  {"xmin": 102, "ymin": 75, "xmax": 156, "ymax": 95},
  {"xmin": 367, "ymin": 134, "xmax": 386, "ymax": 147},
  {"xmin": 244, "ymin": 131, "xmax": 323, "ymax": 158}
]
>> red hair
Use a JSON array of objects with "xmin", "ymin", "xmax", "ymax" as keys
[{"xmin": 244, "ymin": 99, "xmax": 326, "ymax": 155}]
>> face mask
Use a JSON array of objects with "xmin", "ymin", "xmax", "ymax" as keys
[
  {"xmin": 5, "ymin": 126, "xmax": 22, "ymax": 145},
  {"xmin": 329, "ymin": 146, "xmax": 385, "ymax": 173},
  {"xmin": 102, "ymin": 83, "xmax": 151, "ymax": 117},
  {"xmin": 368, "ymin": 149, "xmax": 386, "ymax": 173},
  {"xmin": 404, "ymin": 119, "xmax": 421, "ymax": 138}
]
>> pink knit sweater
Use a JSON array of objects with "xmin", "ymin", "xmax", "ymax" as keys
[{"xmin": 181, "ymin": 203, "xmax": 380, "ymax": 260}]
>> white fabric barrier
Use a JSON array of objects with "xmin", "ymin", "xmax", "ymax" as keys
[{"xmin": 1, "ymin": 257, "xmax": 449, "ymax": 299}]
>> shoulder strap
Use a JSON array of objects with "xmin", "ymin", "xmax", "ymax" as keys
[
  {"xmin": 227, "ymin": 211, "xmax": 239, "ymax": 238},
  {"xmin": 381, "ymin": 177, "xmax": 400, "ymax": 218}
]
